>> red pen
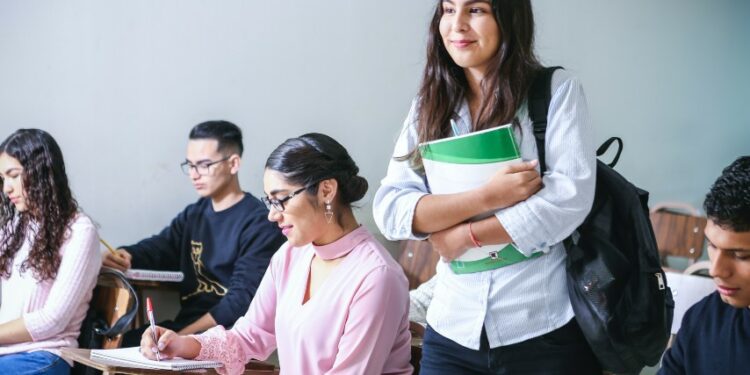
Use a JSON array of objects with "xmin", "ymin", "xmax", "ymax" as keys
[{"xmin": 146, "ymin": 297, "xmax": 162, "ymax": 361}]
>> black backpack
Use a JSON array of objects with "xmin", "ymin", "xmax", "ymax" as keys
[
  {"xmin": 529, "ymin": 67, "xmax": 675, "ymax": 374},
  {"xmin": 73, "ymin": 268, "xmax": 139, "ymax": 375}
]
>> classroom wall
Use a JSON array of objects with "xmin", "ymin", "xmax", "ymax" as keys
[{"xmin": 0, "ymin": 0, "xmax": 748, "ymax": 251}]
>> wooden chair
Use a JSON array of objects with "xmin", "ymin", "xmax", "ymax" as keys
[
  {"xmin": 84, "ymin": 269, "xmax": 139, "ymax": 349},
  {"xmin": 683, "ymin": 260, "xmax": 711, "ymax": 277},
  {"xmin": 397, "ymin": 240, "xmax": 440, "ymax": 375},
  {"xmin": 397, "ymin": 240, "xmax": 440, "ymax": 290},
  {"xmin": 650, "ymin": 203, "xmax": 708, "ymax": 271}
]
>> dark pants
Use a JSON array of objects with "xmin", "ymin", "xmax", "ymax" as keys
[
  {"xmin": 121, "ymin": 320, "xmax": 186, "ymax": 347},
  {"xmin": 420, "ymin": 319, "xmax": 602, "ymax": 375}
]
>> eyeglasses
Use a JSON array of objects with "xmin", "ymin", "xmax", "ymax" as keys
[
  {"xmin": 261, "ymin": 186, "xmax": 308, "ymax": 212},
  {"xmin": 180, "ymin": 156, "xmax": 230, "ymax": 176}
]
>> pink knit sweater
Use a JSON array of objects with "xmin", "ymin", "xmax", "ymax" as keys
[{"xmin": 0, "ymin": 214, "xmax": 101, "ymax": 363}]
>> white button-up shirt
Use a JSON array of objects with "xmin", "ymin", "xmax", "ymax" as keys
[{"xmin": 373, "ymin": 69, "xmax": 596, "ymax": 350}]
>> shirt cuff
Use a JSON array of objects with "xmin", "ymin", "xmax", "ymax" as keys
[
  {"xmin": 400, "ymin": 192, "xmax": 430, "ymax": 241},
  {"xmin": 191, "ymin": 327, "xmax": 245, "ymax": 375},
  {"xmin": 23, "ymin": 312, "xmax": 47, "ymax": 342},
  {"xmin": 495, "ymin": 204, "xmax": 549, "ymax": 257}
]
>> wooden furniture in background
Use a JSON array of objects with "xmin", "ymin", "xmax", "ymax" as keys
[
  {"xmin": 90, "ymin": 272, "xmax": 138, "ymax": 349},
  {"xmin": 397, "ymin": 240, "xmax": 440, "ymax": 374},
  {"xmin": 650, "ymin": 203, "xmax": 708, "ymax": 271},
  {"xmin": 397, "ymin": 240, "xmax": 440, "ymax": 290}
]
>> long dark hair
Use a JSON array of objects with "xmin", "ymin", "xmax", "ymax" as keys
[
  {"xmin": 408, "ymin": 0, "xmax": 542, "ymax": 167},
  {"xmin": 265, "ymin": 133, "xmax": 368, "ymax": 223},
  {"xmin": 0, "ymin": 129, "xmax": 79, "ymax": 281}
]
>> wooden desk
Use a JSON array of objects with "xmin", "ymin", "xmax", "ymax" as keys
[{"xmin": 61, "ymin": 348, "xmax": 278, "ymax": 375}]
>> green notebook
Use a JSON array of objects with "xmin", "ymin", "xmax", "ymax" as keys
[{"xmin": 419, "ymin": 124, "xmax": 541, "ymax": 274}]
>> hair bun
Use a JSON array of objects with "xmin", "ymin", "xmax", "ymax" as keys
[{"xmin": 341, "ymin": 175, "xmax": 368, "ymax": 204}]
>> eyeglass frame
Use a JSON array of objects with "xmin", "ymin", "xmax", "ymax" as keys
[
  {"xmin": 261, "ymin": 184, "xmax": 315, "ymax": 212},
  {"xmin": 180, "ymin": 156, "xmax": 231, "ymax": 176}
]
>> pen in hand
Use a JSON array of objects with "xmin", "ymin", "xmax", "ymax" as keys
[
  {"xmin": 146, "ymin": 297, "xmax": 162, "ymax": 361},
  {"xmin": 100, "ymin": 238, "xmax": 120, "ymax": 258}
]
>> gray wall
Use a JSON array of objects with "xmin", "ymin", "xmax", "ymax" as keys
[{"xmin": 0, "ymin": 0, "xmax": 748, "ymax": 250}]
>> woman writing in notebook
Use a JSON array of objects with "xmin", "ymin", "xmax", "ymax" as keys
[
  {"xmin": 0, "ymin": 129, "xmax": 101, "ymax": 374},
  {"xmin": 141, "ymin": 133, "xmax": 412, "ymax": 375},
  {"xmin": 373, "ymin": 0, "xmax": 599, "ymax": 373}
]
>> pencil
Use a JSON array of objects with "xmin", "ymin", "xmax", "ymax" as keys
[{"xmin": 100, "ymin": 238, "xmax": 119, "ymax": 257}]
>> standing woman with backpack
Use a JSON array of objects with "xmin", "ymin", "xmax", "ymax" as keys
[
  {"xmin": 373, "ymin": 1, "xmax": 600, "ymax": 373},
  {"xmin": 0, "ymin": 129, "xmax": 101, "ymax": 374}
]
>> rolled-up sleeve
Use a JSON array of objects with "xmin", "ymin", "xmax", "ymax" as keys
[
  {"xmin": 496, "ymin": 74, "xmax": 596, "ymax": 256},
  {"xmin": 373, "ymin": 101, "xmax": 430, "ymax": 241}
]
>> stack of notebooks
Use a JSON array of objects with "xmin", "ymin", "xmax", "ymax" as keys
[
  {"xmin": 419, "ymin": 124, "xmax": 541, "ymax": 274},
  {"xmin": 90, "ymin": 347, "xmax": 221, "ymax": 371}
]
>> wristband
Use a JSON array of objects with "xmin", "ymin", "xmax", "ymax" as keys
[{"xmin": 468, "ymin": 222, "xmax": 482, "ymax": 248}]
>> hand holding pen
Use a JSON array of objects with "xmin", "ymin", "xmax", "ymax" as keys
[
  {"xmin": 146, "ymin": 297, "xmax": 162, "ymax": 361},
  {"xmin": 100, "ymin": 238, "xmax": 132, "ymax": 271},
  {"xmin": 139, "ymin": 316, "xmax": 203, "ymax": 361}
]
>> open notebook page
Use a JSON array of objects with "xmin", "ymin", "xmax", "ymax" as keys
[{"xmin": 90, "ymin": 346, "xmax": 222, "ymax": 371}]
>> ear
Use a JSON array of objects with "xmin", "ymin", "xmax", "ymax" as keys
[
  {"xmin": 317, "ymin": 178, "xmax": 339, "ymax": 205},
  {"xmin": 229, "ymin": 154, "xmax": 241, "ymax": 175}
]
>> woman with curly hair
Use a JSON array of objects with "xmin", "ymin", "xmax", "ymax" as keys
[{"xmin": 0, "ymin": 129, "xmax": 101, "ymax": 374}]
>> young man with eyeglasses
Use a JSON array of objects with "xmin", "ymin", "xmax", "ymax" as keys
[{"xmin": 103, "ymin": 120, "xmax": 285, "ymax": 346}]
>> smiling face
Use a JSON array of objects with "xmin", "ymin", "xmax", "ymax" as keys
[
  {"xmin": 263, "ymin": 169, "xmax": 328, "ymax": 247},
  {"xmin": 706, "ymin": 219, "xmax": 750, "ymax": 308},
  {"xmin": 439, "ymin": 0, "xmax": 501, "ymax": 78},
  {"xmin": 0, "ymin": 152, "xmax": 27, "ymax": 212}
]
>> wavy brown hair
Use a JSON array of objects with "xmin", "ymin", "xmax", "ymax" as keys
[
  {"xmin": 0, "ymin": 129, "xmax": 78, "ymax": 281},
  {"xmin": 405, "ymin": 0, "xmax": 542, "ymax": 168}
]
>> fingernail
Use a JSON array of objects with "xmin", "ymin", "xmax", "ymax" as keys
[
  {"xmin": 151, "ymin": 347, "xmax": 158, "ymax": 353},
  {"xmin": 158, "ymin": 342, "xmax": 165, "ymax": 350}
]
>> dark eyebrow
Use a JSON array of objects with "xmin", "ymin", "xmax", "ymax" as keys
[
  {"xmin": 706, "ymin": 236, "xmax": 750, "ymax": 253},
  {"xmin": 443, "ymin": 0, "xmax": 492, "ymax": 4},
  {"xmin": 185, "ymin": 158, "xmax": 213, "ymax": 165},
  {"xmin": 267, "ymin": 188, "xmax": 290, "ymax": 196},
  {"xmin": 1, "ymin": 167, "xmax": 22, "ymax": 175}
]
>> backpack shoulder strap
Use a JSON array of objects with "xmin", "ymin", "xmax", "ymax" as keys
[{"xmin": 528, "ymin": 66, "xmax": 562, "ymax": 175}]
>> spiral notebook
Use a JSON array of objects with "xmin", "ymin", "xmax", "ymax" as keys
[
  {"xmin": 90, "ymin": 347, "xmax": 222, "ymax": 371},
  {"xmin": 125, "ymin": 269, "xmax": 184, "ymax": 282}
]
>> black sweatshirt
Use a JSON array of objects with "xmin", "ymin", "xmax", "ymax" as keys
[
  {"xmin": 122, "ymin": 193, "xmax": 286, "ymax": 328},
  {"xmin": 659, "ymin": 292, "xmax": 750, "ymax": 375}
]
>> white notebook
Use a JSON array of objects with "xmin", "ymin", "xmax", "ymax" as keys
[
  {"xmin": 125, "ymin": 269, "xmax": 184, "ymax": 282},
  {"xmin": 90, "ymin": 346, "xmax": 222, "ymax": 371}
]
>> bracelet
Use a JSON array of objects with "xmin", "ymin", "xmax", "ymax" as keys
[{"xmin": 468, "ymin": 222, "xmax": 482, "ymax": 248}]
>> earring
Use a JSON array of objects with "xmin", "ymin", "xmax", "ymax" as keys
[{"xmin": 325, "ymin": 201, "xmax": 333, "ymax": 224}]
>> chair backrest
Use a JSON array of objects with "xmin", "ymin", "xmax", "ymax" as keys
[
  {"xmin": 397, "ymin": 240, "xmax": 440, "ymax": 290},
  {"xmin": 650, "ymin": 204, "xmax": 708, "ymax": 267},
  {"xmin": 84, "ymin": 269, "xmax": 139, "ymax": 349},
  {"xmin": 683, "ymin": 260, "xmax": 711, "ymax": 277}
]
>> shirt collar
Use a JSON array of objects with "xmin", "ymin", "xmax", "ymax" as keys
[{"xmin": 311, "ymin": 225, "xmax": 368, "ymax": 260}]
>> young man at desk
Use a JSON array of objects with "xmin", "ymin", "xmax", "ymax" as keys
[
  {"xmin": 103, "ymin": 121, "xmax": 285, "ymax": 346},
  {"xmin": 659, "ymin": 156, "xmax": 750, "ymax": 374}
]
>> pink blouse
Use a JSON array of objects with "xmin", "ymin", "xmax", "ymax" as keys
[{"xmin": 193, "ymin": 226, "xmax": 412, "ymax": 375}]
